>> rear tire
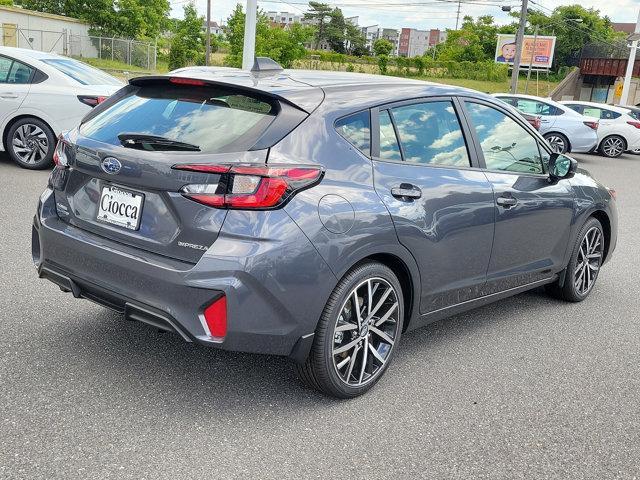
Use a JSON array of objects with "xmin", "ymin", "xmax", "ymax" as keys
[
  {"xmin": 544, "ymin": 132, "xmax": 569, "ymax": 154},
  {"xmin": 296, "ymin": 261, "xmax": 404, "ymax": 398},
  {"xmin": 546, "ymin": 217, "xmax": 604, "ymax": 302},
  {"xmin": 6, "ymin": 117, "xmax": 55, "ymax": 170},
  {"xmin": 599, "ymin": 135, "xmax": 626, "ymax": 158}
]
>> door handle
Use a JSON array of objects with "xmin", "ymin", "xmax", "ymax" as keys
[
  {"xmin": 496, "ymin": 196, "xmax": 517, "ymax": 208},
  {"xmin": 391, "ymin": 184, "xmax": 422, "ymax": 200},
  {"xmin": 0, "ymin": 93, "xmax": 18, "ymax": 99}
]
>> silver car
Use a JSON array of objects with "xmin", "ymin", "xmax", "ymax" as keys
[{"xmin": 494, "ymin": 94, "xmax": 599, "ymax": 154}]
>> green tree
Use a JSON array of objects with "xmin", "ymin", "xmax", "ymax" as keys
[
  {"xmin": 372, "ymin": 38, "xmax": 393, "ymax": 56},
  {"xmin": 437, "ymin": 15, "xmax": 497, "ymax": 62},
  {"xmin": 525, "ymin": 5, "xmax": 623, "ymax": 68},
  {"xmin": 345, "ymin": 22, "xmax": 367, "ymax": 56},
  {"xmin": 16, "ymin": 0, "xmax": 170, "ymax": 39},
  {"xmin": 303, "ymin": 2, "xmax": 334, "ymax": 50},
  {"xmin": 224, "ymin": 5, "xmax": 312, "ymax": 68},
  {"xmin": 168, "ymin": 3, "xmax": 204, "ymax": 70}
]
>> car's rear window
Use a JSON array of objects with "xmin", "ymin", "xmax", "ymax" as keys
[
  {"xmin": 79, "ymin": 84, "xmax": 278, "ymax": 154},
  {"xmin": 41, "ymin": 58, "xmax": 122, "ymax": 86}
]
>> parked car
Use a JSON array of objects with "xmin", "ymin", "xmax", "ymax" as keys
[
  {"xmin": 33, "ymin": 65, "xmax": 618, "ymax": 398},
  {"xmin": 0, "ymin": 46, "xmax": 123, "ymax": 169},
  {"xmin": 493, "ymin": 93, "xmax": 599, "ymax": 154},
  {"xmin": 560, "ymin": 101, "xmax": 640, "ymax": 158},
  {"xmin": 616, "ymin": 105, "xmax": 640, "ymax": 154}
]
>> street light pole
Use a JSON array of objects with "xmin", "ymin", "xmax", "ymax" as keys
[
  {"xmin": 620, "ymin": 9, "xmax": 640, "ymax": 106},
  {"xmin": 524, "ymin": 25, "xmax": 538, "ymax": 94},
  {"xmin": 205, "ymin": 0, "xmax": 211, "ymax": 66},
  {"xmin": 510, "ymin": 0, "xmax": 529, "ymax": 94},
  {"xmin": 242, "ymin": 0, "xmax": 258, "ymax": 70}
]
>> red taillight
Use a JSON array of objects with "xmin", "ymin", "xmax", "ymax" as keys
[
  {"xmin": 203, "ymin": 295, "xmax": 227, "ymax": 338},
  {"xmin": 77, "ymin": 95, "xmax": 108, "ymax": 107},
  {"xmin": 627, "ymin": 121, "xmax": 640, "ymax": 129},
  {"xmin": 170, "ymin": 77, "xmax": 207, "ymax": 86},
  {"xmin": 583, "ymin": 121, "xmax": 599, "ymax": 130},
  {"xmin": 52, "ymin": 136, "xmax": 68, "ymax": 167},
  {"xmin": 173, "ymin": 163, "xmax": 324, "ymax": 210}
]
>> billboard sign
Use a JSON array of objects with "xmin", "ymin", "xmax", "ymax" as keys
[{"xmin": 495, "ymin": 33, "xmax": 556, "ymax": 69}]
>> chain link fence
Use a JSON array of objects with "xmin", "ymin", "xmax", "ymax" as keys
[{"xmin": 0, "ymin": 25, "xmax": 156, "ymax": 70}]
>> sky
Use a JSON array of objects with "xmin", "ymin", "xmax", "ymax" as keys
[{"xmin": 170, "ymin": 0, "xmax": 639, "ymax": 32}]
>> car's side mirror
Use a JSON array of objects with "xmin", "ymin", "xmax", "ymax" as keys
[{"xmin": 549, "ymin": 153, "xmax": 577, "ymax": 179}]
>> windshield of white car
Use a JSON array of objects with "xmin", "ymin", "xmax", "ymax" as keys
[{"xmin": 41, "ymin": 58, "xmax": 122, "ymax": 86}]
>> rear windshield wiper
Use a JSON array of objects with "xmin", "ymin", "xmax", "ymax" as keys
[{"xmin": 118, "ymin": 133, "xmax": 201, "ymax": 152}]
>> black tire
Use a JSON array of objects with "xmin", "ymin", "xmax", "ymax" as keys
[
  {"xmin": 6, "ymin": 117, "xmax": 55, "ymax": 170},
  {"xmin": 543, "ymin": 132, "xmax": 569, "ymax": 154},
  {"xmin": 599, "ymin": 135, "xmax": 626, "ymax": 158},
  {"xmin": 546, "ymin": 217, "xmax": 605, "ymax": 302},
  {"xmin": 296, "ymin": 261, "xmax": 404, "ymax": 398}
]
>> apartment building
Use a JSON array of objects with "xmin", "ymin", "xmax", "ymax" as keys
[
  {"xmin": 266, "ymin": 11, "xmax": 302, "ymax": 27},
  {"xmin": 399, "ymin": 28, "xmax": 446, "ymax": 57}
]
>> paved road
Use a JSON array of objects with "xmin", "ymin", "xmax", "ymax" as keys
[{"xmin": 1, "ymin": 151, "xmax": 639, "ymax": 479}]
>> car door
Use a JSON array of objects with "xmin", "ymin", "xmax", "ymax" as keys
[
  {"xmin": 460, "ymin": 98, "xmax": 575, "ymax": 292},
  {"xmin": 0, "ymin": 55, "xmax": 33, "ymax": 127},
  {"xmin": 371, "ymin": 97, "xmax": 496, "ymax": 313}
]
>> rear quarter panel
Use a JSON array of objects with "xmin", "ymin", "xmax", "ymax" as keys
[{"xmin": 269, "ymin": 106, "xmax": 422, "ymax": 322}]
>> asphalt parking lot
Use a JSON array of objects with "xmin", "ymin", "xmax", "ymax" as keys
[{"xmin": 1, "ymin": 150, "xmax": 639, "ymax": 479}]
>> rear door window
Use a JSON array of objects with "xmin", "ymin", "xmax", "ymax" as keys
[
  {"xmin": 335, "ymin": 111, "xmax": 370, "ymax": 155},
  {"xmin": 389, "ymin": 100, "xmax": 470, "ymax": 167},
  {"xmin": 378, "ymin": 110, "xmax": 402, "ymax": 161},
  {"xmin": 79, "ymin": 84, "xmax": 278, "ymax": 154},
  {"xmin": 41, "ymin": 58, "xmax": 121, "ymax": 86},
  {"xmin": 0, "ymin": 56, "xmax": 33, "ymax": 84}
]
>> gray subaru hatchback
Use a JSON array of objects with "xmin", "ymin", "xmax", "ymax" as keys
[{"xmin": 33, "ymin": 64, "xmax": 617, "ymax": 398}]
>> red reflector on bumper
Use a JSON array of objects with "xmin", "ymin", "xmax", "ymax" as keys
[{"xmin": 203, "ymin": 296, "xmax": 227, "ymax": 338}]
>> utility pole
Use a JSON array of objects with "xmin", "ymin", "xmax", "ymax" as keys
[
  {"xmin": 524, "ymin": 25, "xmax": 538, "ymax": 94},
  {"xmin": 242, "ymin": 0, "xmax": 258, "ymax": 70},
  {"xmin": 510, "ymin": 0, "xmax": 529, "ymax": 94},
  {"xmin": 205, "ymin": 0, "xmax": 211, "ymax": 66},
  {"xmin": 620, "ymin": 8, "xmax": 640, "ymax": 106},
  {"xmin": 455, "ymin": 0, "xmax": 461, "ymax": 30}
]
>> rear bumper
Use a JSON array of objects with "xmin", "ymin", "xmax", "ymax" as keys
[{"xmin": 33, "ymin": 188, "xmax": 336, "ymax": 360}]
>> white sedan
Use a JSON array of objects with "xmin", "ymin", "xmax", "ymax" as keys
[
  {"xmin": 561, "ymin": 100, "xmax": 640, "ymax": 158},
  {"xmin": 0, "ymin": 47, "xmax": 123, "ymax": 169}
]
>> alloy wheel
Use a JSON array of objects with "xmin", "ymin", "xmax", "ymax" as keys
[
  {"xmin": 574, "ymin": 226, "xmax": 604, "ymax": 296},
  {"xmin": 11, "ymin": 123, "xmax": 49, "ymax": 165},
  {"xmin": 332, "ymin": 277, "xmax": 400, "ymax": 387},
  {"xmin": 546, "ymin": 135, "xmax": 566, "ymax": 153},
  {"xmin": 601, "ymin": 137, "xmax": 625, "ymax": 157}
]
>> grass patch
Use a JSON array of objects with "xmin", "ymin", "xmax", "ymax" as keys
[{"xmin": 417, "ymin": 76, "xmax": 560, "ymax": 96}]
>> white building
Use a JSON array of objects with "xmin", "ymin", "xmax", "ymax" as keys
[
  {"xmin": 0, "ymin": 5, "xmax": 92, "ymax": 54},
  {"xmin": 267, "ymin": 11, "xmax": 302, "ymax": 27},
  {"xmin": 202, "ymin": 21, "xmax": 223, "ymax": 36}
]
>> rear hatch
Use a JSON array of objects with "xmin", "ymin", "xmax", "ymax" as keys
[{"xmin": 52, "ymin": 77, "xmax": 312, "ymax": 263}]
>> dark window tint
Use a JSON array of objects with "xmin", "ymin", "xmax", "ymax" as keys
[
  {"xmin": 514, "ymin": 99, "xmax": 561, "ymax": 116},
  {"xmin": 466, "ymin": 102, "xmax": 544, "ymax": 174},
  {"xmin": 0, "ymin": 57, "xmax": 33, "ymax": 84},
  {"xmin": 496, "ymin": 96, "xmax": 517, "ymax": 107},
  {"xmin": 565, "ymin": 104, "xmax": 583, "ymax": 114},
  {"xmin": 79, "ymin": 85, "xmax": 278, "ymax": 154},
  {"xmin": 0, "ymin": 57, "xmax": 11, "ymax": 82},
  {"xmin": 378, "ymin": 110, "xmax": 401, "ymax": 161},
  {"xmin": 335, "ymin": 110, "xmax": 370, "ymax": 155},
  {"xmin": 390, "ymin": 101, "xmax": 470, "ymax": 167}
]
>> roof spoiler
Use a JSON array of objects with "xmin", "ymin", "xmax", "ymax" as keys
[{"xmin": 251, "ymin": 57, "xmax": 284, "ymax": 73}]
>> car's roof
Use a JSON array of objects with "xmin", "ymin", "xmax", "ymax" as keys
[
  {"xmin": 0, "ymin": 46, "xmax": 63, "ymax": 61},
  {"xmin": 155, "ymin": 67, "xmax": 493, "ymax": 113},
  {"xmin": 561, "ymin": 100, "xmax": 631, "ymax": 114}
]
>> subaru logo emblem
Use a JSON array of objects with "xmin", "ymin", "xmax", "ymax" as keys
[{"xmin": 101, "ymin": 157, "xmax": 121, "ymax": 175}]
